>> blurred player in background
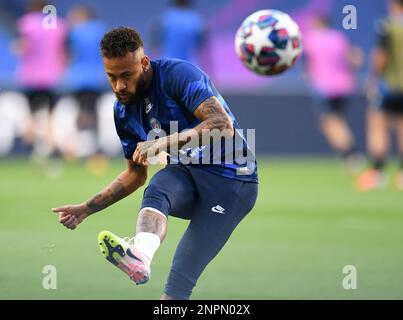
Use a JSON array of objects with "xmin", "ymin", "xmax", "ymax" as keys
[
  {"xmin": 149, "ymin": 0, "xmax": 206, "ymax": 66},
  {"xmin": 0, "ymin": 0, "xmax": 20, "ymax": 85},
  {"xmin": 303, "ymin": 14, "xmax": 364, "ymax": 170},
  {"xmin": 52, "ymin": 27, "xmax": 258, "ymax": 300},
  {"xmin": 356, "ymin": 0, "xmax": 403, "ymax": 191},
  {"xmin": 15, "ymin": 0, "xmax": 67, "ymax": 161},
  {"xmin": 0, "ymin": 24, "xmax": 17, "ymax": 88},
  {"xmin": 63, "ymin": 6, "xmax": 108, "ymax": 161}
]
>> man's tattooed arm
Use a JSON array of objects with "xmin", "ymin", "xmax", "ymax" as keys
[
  {"xmin": 130, "ymin": 96, "xmax": 234, "ymax": 163},
  {"xmin": 193, "ymin": 96, "xmax": 233, "ymax": 131},
  {"xmin": 157, "ymin": 96, "xmax": 234, "ymax": 153},
  {"xmin": 180, "ymin": 96, "xmax": 234, "ymax": 146},
  {"xmin": 85, "ymin": 160, "xmax": 148, "ymax": 215}
]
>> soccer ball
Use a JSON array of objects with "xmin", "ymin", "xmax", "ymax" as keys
[{"xmin": 235, "ymin": 9, "xmax": 303, "ymax": 76}]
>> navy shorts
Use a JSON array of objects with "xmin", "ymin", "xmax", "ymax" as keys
[
  {"xmin": 312, "ymin": 94, "xmax": 351, "ymax": 117},
  {"xmin": 381, "ymin": 93, "xmax": 403, "ymax": 115},
  {"xmin": 367, "ymin": 83, "xmax": 403, "ymax": 115},
  {"xmin": 140, "ymin": 164, "xmax": 258, "ymax": 299},
  {"xmin": 24, "ymin": 89, "xmax": 57, "ymax": 112}
]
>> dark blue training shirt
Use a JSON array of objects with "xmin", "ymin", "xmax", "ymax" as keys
[{"xmin": 114, "ymin": 59, "xmax": 258, "ymax": 183}]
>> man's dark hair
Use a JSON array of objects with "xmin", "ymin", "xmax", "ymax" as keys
[
  {"xmin": 28, "ymin": 0, "xmax": 47, "ymax": 12},
  {"xmin": 174, "ymin": 0, "xmax": 191, "ymax": 7},
  {"xmin": 100, "ymin": 27, "xmax": 144, "ymax": 58}
]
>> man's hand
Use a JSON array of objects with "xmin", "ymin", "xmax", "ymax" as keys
[
  {"xmin": 133, "ymin": 140, "xmax": 164, "ymax": 165},
  {"xmin": 52, "ymin": 204, "xmax": 90, "ymax": 230}
]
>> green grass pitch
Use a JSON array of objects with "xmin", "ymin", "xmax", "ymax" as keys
[{"xmin": 0, "ymin": 157, "xmax": 402, "ymax": 299}]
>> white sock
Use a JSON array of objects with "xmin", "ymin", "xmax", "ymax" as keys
[{"xmin": 134, "ymin": 232, "xmax": 161, "ymax": 265}]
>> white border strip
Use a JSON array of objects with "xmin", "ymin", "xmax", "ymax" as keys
[{"xmin": 139, "ymin": 207, "xmax": 167, "ymax": 219}]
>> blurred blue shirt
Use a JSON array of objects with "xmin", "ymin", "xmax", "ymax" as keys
[
  {"xmin": 63, "ymin": 19, "xmax": 108, "ymax": 91},
  {"xmin": 154, "ymin": 8, "xmax": 205, "ymax": 65},
  {"xmin": 0, "ymin": 27, "xmax": 18, "ymax": 88}
]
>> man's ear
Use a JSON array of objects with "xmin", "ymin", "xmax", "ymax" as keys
[{"xmin": 142, "ymin": 56, "xmax": 150, "ymax": 72}]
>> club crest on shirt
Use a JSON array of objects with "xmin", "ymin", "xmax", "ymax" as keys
[{"xmin": 150, "ymin": 117, "xmax": 161, "ymax": 133}]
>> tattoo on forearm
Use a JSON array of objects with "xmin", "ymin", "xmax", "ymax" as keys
[
  {"xmin": 198, "ymin": 97, "xmax": 222, "ymax": 115},
  {"xmin": 208, "ymin": 116, "xmax": 232, "ymax": 129},
  {"xmin": 167, "ymin": 97, "xmax": 234, "ymax": 151},
  {"xmin": 86, "ymin": 178, "xmax": 127, "ymax": 213},
  {"xmin": 194, "ymin": 96, "xmax": 232, "ymax": 131}
]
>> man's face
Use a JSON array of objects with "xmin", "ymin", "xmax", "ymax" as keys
[{"xmin": 103, "ymin": 51, "xmax": 149, "ymax": 105}]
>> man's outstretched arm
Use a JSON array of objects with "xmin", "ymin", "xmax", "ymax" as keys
[{"xmin": 52, "ymin": 160, "xmax": 147, "ymax": 230}]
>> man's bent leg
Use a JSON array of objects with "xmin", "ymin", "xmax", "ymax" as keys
[{"xmin": 164, "ymin": 180, "xmax": 258, "ymax": 299}]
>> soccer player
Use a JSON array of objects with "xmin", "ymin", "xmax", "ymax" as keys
[
  {"xmin": 16, "ymin": 0, "xmax": 67, "ymax": 160},
  {"xmin": 303, "ymin": 14, "xmax": 363, "ymax": 170},
  {"xmin": 63, "ymin": 6, "xmax": 108, "ymax": 158},
  {"xmin": 52, "ymin": 27, "xmax": 258, "ymax": 300},
  {"xmin": 356, "ymin": 0, "xmax": 403, "ymax": 191},
  {"xmin": 149, "ymin": 0, "xmax": 206, "ymax": 66}
]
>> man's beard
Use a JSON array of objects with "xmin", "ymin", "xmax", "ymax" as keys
[{"xmin": 115, "ymin": 73, "xmax": 146, "ymax": 105}]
